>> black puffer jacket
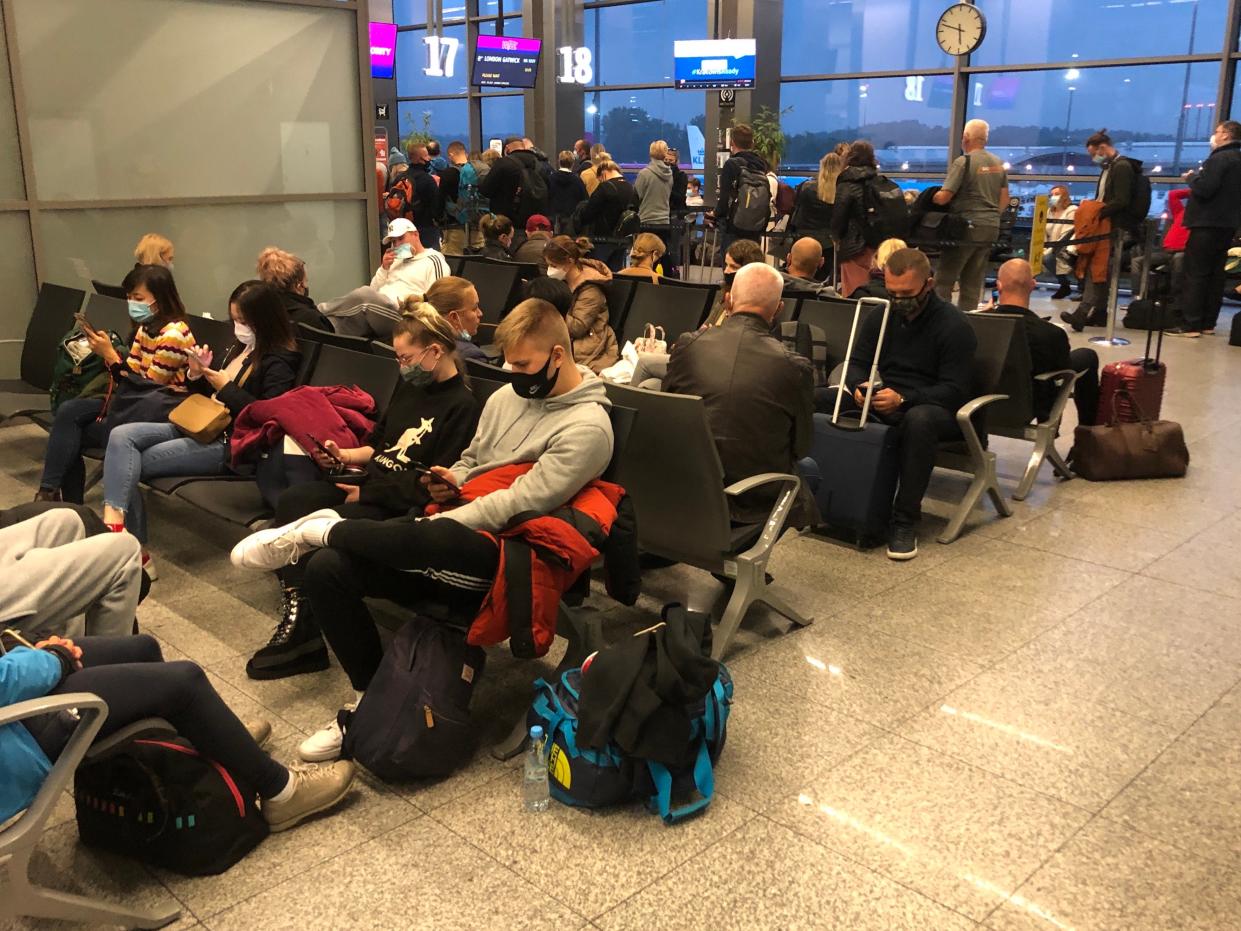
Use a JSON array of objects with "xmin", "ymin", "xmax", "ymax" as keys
[
  {"xmin": 831, "ymin": 165, "xmax": 877, "ymax": 261},
  {"xmin": 1185, "ymin": 141, "xmax": 1241, "ymax": 230},
  {"xmin": 791, "ymin": 181, "xmax": 836, "ymax": 253}
]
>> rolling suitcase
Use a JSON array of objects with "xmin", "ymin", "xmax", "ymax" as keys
[
  {"xmin": 808, "ymin": 297, "xmax": 898, "ymax": 546},
  {"xmin": 1096, "ymin": 324, "xmax": 1166, "ymax": 425}
]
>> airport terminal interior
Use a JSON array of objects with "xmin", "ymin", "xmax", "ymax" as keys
[{"xmin": 3, "ymin": 1, "xmax": 1241, "ymax": 929}]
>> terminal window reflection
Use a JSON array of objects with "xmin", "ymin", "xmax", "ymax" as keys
[
  {"xmin": 780, "ymin": 0, "xmax": 952, "ymax": 75},
  {"xmin": 967, "ymin": 62, "xmax": 1219, "ymax": 180},
  {"xmin": 972, "ymin": 0, "xmax": 1228, "ymax": 65}
]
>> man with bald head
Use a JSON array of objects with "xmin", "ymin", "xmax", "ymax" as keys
[
  {"xmin": 933, "ymin": 118, "xmax": 1008, "ymax": 312},
  {"xmin": 664, "ymin": 262, "xmax": 817, "ymax": 528},
  {"xmin": 990, "ymin": 258, "xmax": 1099, "ymax": 426},
  {"xmin": 782, "ymin": 237, "xmax": 834, "ymax": 296}
]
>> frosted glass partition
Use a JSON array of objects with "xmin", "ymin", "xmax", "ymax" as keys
[
  {"xmin": 0, "ymin": 212, "xmax": 38, "ymax": 376},
  {"xmin": 0, "ymin": 9, "xmax": 25, "ymax": 199},
  {"xmin": 11, "ymin": 0, "xmax": 364, "ymax": 200},
  {"xmin": 38, "ymin": 201, "xmax": 370, "ymax": 321}
]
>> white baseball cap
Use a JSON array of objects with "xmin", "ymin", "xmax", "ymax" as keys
[{"xmin": 383, "ymin": 218, "xmax": 418, "ymax": 243}]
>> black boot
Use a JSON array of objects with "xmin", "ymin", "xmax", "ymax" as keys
[
  {"xmin": 1059, "ymin": 306, "xmax": 1090, "ymax": 332},
  {"xmin": 1085, "ymin": 308, "xmax": 1110, "ymax": 328},
  {"xmin": 1051, "ymin": 276, "xmax": 1071, "ymax": 300},
  {"xmin": 246, "ymin": 587, "xmax": 330, "ymax": 680}
]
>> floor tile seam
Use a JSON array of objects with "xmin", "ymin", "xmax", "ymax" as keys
[
  {"xmin": 1051, "ymin": 493, "xmax": 1237, "ymax": 536},
  {"xmin": 888, "ymin": 725, "xmax": 1136, "ymax": 818},
  {"xmin": 187, "ymin": 814, "xmax": 424, "ymax": 925},
  {"xmin": 982, "ymin": 527, "xmax": 1156, "ymax": 576},
  {"xmin": 400, "ymin": 762, "xmax": 518, "ymax": 817},
  {"xmin": 420, "ymin": 805, "xmax": 619, "ymax": 923},
  {"xmin": 582, "ymin": 810, "xmax": 764, "ymax": 925},
  {"xmin": 1092, "ymin": 808, "xmax": 1241, "ymax": 875},
  {"xmin": 763, "ymin": 803, "xmax": 1015, "ymax": 927},
  {"xmin": 973, "ymin": 809, "xmax": 1105, "ymax": 930}
]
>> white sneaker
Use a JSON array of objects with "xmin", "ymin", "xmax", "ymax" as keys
[
  {"xmin": 298, "ymin": 704, "xmax": 354, "ymax": 762},
  {"xmin": 230, "ymin": 509, "xmax": 341, "ymax": 571}
]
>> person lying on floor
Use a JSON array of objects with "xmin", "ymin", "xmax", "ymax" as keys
[
  {"xmin": 245, "ymin": 305, "xmax": 481, "ymax": 681},
  {"xmin": 230, "ymin": 298, "xmax": 615, "ymax": 764},
  {"xmin": 0, "ymin": 635, "xmax": 355, "ymax": 832}
]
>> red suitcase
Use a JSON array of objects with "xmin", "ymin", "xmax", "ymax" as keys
[{"xmin": 1096, "ymin": 327, "xmax": 1166, "ymax": 424}]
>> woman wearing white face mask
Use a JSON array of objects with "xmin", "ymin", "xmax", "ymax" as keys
[
  {"xmin": 1043, "ymin": 186, "xmax": 1080, "ymax": 299},
  {"xmin": 542, "ymin": 235, "xmax": 619, "ymax": 372},
  {"xmin": 98, "ymin": 281, "xmax": 301, "ymax": 562},
  {"xmin": 245, "ymin": 305, "xmax": 480, "ymax": 680}
]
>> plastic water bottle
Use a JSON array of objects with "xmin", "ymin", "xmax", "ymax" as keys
[{"xmin": 522, "ymin": 725, "xmax": 549, "ymax": 812}]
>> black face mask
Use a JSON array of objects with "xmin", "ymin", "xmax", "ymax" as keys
[
  {"xmin": 723, "ymin": 271, "xmax": 737, "ymax": 289},
  {"xmin": 890, "ymin": 288, "xmax": 930, "ymax": 320},
  {"xmin": 510, "ymin": 350, "xmax": 561, "ymax": 400}
]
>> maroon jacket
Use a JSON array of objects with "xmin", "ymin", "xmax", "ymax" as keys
[{"xmin": 229, "ymin": 384, "xmax": 376, "ymax": 468}]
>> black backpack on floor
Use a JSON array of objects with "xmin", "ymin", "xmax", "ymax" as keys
[
  {"xmin": 74, "ymin": 735, "xmax": 268, "ymax": 875},
  {"xmin": 341, "ymin": 616, "xmax": 486, "ymax": 781}
]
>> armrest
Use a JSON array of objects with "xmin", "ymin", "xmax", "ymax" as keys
[
  {"xmin": 724, "ymin": 472, "xmax": 800, "ymax": 497},
  {"xmin": 1038, "ymin": 369, "xmax": 1081, "ymax": 426},
  {"xmin": 0, "ymin": 692, "xmax": 107, "ymax": 848},
  {"xmin": 954, "ymin": 393, "xmax": 1008, "ymax": 465}
]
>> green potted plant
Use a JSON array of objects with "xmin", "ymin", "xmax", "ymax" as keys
[
  {"xmin": 749, "ymin": 105, "xmax": 792, "ymax": 169},
  {"xmin": 399, "ymin": 110, "xmax": 434, "ymax": 156}
]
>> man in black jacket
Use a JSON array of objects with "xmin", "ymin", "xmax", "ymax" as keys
[
  {"xmin": 815, "ymin": 248, "xmax": 977, "ymax": 560},
  {"xmin": 402, "ymin": 144, "xmax": 443, "ymax": 252},
  {"xmin": 1061, "ymin": 130, "xmax": 1142, "ymax": 331},
  {"xmin": 712, "ymin": 123, "xmax": 770, "ymax": 246},
  {"xmin": 478, "ymin": 137, "xmax": 548, "ymax": 227},
  {"xmin": 1169, "ymin": 120, "xmax": 1241, "ymax": 338},
  {"xmin": 664, "ymin": 262, "xmax": 817, "ymax": 529},
  {"xmin": 989, "ymin": 259, "xmax": 1098, "ymax": 426}
]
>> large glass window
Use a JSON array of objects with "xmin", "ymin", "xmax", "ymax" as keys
[
  {"xmin": 38, "ymin": 201, "xmax": 369, "ymax": 321},
  {"xmin": 583, "ymin": 0, "xmax": 707, "ymax": 86},
  {"xmin": 398, "ymin": 98, "xmax": 469, "ymax": 150},
  {"xmin": 780, "ymin": 0, "xmax": 953, "ymax": 76},
  {"xmin": 396, "ymin": 23, "xmax": 469, "ymax": 98},
  {"xmin": 781, "ymin": 77, "xmax": 954, "ymax": 172},
  {"xmin": 481, "ymin": 95, "xmax": 525, "ymax": 146},
  {"xmin": 967, "ymin": 62, "xmax": 1220, "ymax": 178},
  {"xmin": 972, "ymin": 0, "xmax": 1229, "ymax": 66},
  {"xmin": 585, "ymin": 89, "xmax": 705, "ymax": 169}
]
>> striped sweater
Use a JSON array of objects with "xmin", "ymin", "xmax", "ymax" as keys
[{"xmin": 126, "ymin": 320, "xmax": 196, "ymax": 385}]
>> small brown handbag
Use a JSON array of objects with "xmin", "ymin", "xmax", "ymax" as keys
[
  {"xmin": 1068, "ymin": 388, "xmax": 1189, "ymax": 481},
  {"xmin": 169, "ymin": 361, "xmax": 251, "ymax": 444}
]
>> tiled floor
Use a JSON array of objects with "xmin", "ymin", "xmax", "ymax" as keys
[{"xmin": 3, "ymin": 297, "xmax": 1241, "ymax": 930}]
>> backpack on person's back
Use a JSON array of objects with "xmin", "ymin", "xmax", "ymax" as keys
[
  {"xmin": 730, "ymin": 166, "xmax": 774, "ymax": 234},
  {"xmin": 384, "ymin": 175, "xmax": 421, "ymax": 223},
  {"xmin": 1116, "ymin": 156, "xmax": 1152, "ymax": 233},
  {"xmin": 516, "ymin": 160, "xmax": 550, "ymax": 221},
  {"xmin": 860, "ymin": 174, "xmax": 911, "ymax": 247},
  {"xmin": 447, "ymin": 161, "xmax": 484, "ymax": 226}
]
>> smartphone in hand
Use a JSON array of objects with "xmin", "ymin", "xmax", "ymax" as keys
[{"xmin": 306, "ymin": 434, "xmax": 343, "ymax": 469}]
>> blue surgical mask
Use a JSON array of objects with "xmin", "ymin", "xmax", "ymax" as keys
[
  {"xmin": 128, "ymin": 299, "xmax": 155, "ymax": 323},
  {"xmin": 393, "ymin": 243, "xmax": 414, "ymax": 261}
]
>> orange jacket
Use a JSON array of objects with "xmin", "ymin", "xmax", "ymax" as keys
[
  {"xmin": 429, "ymin": 464, "xmax": 627, "ymax": 657},
  {"xmin": 1073, "ymin": 200, "xmax": 1113, "ymax": 284}
]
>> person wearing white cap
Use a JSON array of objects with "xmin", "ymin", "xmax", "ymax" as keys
[{"xmin": 316, "ymin": 219, "xmax": 449, "ymax": 340}]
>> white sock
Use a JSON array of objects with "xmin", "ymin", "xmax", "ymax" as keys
[
  {"xmin": 268, "ymin": 770, "xmax": 297, "ymax": 803},
  {"xmin": 299, "ymin": 515, "xmax": 343, "ymax": 549}
]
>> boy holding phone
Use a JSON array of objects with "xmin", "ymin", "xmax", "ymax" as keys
[{"xmin": 231, "ymin": 300, "xmax": 615, "ymax": 762}]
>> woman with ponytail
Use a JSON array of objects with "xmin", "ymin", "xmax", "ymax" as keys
[{"xmin": 245, "ymin": 302, "xmax": 480, "ymax": 681}]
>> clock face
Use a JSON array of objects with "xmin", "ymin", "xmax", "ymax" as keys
[{"xmin": 936, "ymin": 3, "xmax": 986, "ymax": 56}]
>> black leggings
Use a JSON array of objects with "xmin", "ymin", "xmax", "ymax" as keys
[
  {"xmin": 35, "ymin": 636, "xmax": 287, "ymax": 798},
  {"xmin": 272, "ymin": 480, "xmax": 396, "ymax": 587},
  {"xmin": 302, "ymin": 517, "xmax": 499, "ymax": 691}
]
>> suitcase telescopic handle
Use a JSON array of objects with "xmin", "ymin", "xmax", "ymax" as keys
[{"xmin": 832, "ymin": 297, "xmax": 892, "ymax": 429}]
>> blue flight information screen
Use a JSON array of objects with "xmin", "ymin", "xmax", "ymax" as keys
[{"xmin": 673, "ymin": 39, "xmax": 757, "ymax": 89}]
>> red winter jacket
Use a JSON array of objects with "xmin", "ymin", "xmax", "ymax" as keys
[
  {"xmin": 229, "ymin": 385, "xmax": 377, "ymax": 469},
  {"xmin": 1162, "ymin": 189, "xmax": 1190, "ymax": 251},
  {"xmin": 428, "ymin": 463, "xmax": 626, "ymax": 658}
]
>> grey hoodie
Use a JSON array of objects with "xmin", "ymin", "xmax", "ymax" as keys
[
  {"xmin": 635, "ymin": 159, "xmax": 673, "ymax": 225},
  {"xmin": 442, "ymin": 366, "xmax": 614, "ymax": 533}
]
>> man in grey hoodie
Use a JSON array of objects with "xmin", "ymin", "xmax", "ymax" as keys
[{"xmin": 230, "ymin": 299, "xmax": 614, "ymax": 763}]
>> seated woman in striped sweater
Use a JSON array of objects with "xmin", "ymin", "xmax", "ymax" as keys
[{"xmin": 35, "ymin": 264, "xmax": 196, "ymax": 505}]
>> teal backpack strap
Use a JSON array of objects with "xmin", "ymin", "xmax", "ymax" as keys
[{"xmin": 646, "ymin": 739, "xmax": 714, "ymax": 824}]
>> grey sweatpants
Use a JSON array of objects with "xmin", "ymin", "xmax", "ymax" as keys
[
  {"xmin": 0, "ymin": 509, "xmax": 141, "ymax": 639},
  {"xmin": 317, "ymin": 287, "xmax": 402, "ymax": 340}
]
